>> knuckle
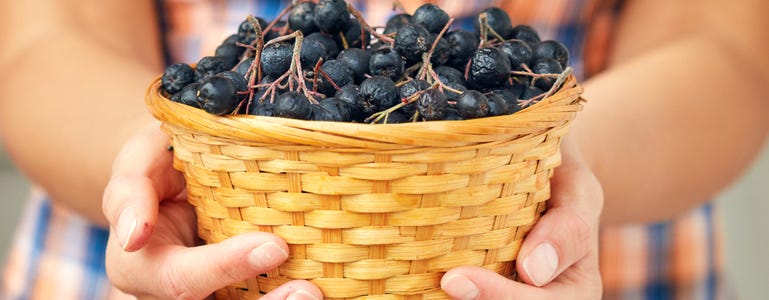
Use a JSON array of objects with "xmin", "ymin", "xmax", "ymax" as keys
[{"xmin": 160, "ymin": 261, "xmax": 203, "ymax": 300}]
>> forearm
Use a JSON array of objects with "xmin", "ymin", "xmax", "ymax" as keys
[
  {"xmin": 0, "ymin": 31, "xmax": 160, "ymax": 225},
  {"xmin": 573, "ymin": 34, "xmax": 769, "ymax": 226}
]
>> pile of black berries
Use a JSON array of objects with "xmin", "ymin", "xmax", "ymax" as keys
[{"xmin": 160, "ymin": 1, "xmax": 571, "ymax": 123}]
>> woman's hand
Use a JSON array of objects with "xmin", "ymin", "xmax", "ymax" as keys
[
  {"xmin": 102, "ymin": 126, "xmax": 323, "ymax": 300},
  {"xmin": 441, "ymin": 137, "xmax": 604, "ymax": 299}
]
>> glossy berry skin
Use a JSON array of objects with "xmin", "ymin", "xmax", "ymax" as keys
[
  {"xmin": 289, "ymin": 2, "xmax": 319, "ymax": 34},
  {"xmin": 468, "ymin": 48, "xmax": 511, "ymax": 89},
  {"xmin": 170, "ymin": 82, "xmax": 201, "ymax": 108},
  {"xmin": 313, "ymin": 0, "xmax": 350, "ymax": 34},
  {"xmin": 520, "ymin": 86, "xmax": 545, "ymax": 102},
  {"xmin": 196, "ymin": 56, "xmax": 232, "ymax": 82},
  {"xmin": 398, "ymin": 79, "xmax": 429, "ymax": 116},
  {"xmin": 375, "ymin": 110, "xmax": 410, "ymax": 124},
  {"xmin": 445, "ymin": 30, "xmax": 479, "ymax": 69},
  {"xmin": 430, "ymin": 36, "xmax": 450, "ymax": 66},
  {"xmin": 443, "ymin": 82, "xmax": 467, "ymax": 103},
  {"xmin": 260, "ymin": 42, "xmax": 293, "ymax": 78},
  {"xmin": 237, "ymin": 17, "xmax": 268, "ymax": 44},
  {"xmin": 443, "ymin": 107, "xmax": 464, "ymax": 120},
  {"xmin": 314, "ymin": 97, "xmax": 352, "ymax": 121},
  {"xmin": 162, "ymin": 63, "xmax": 195, "ymax": 94},
  {"xmin": 300, "ymin": 34, "xmax": 330, "ymax": 68},
  {"xmin": 217, "ymin": 71, "xmax": 248, "ymax": 96},
  {"xmin": 411, "ymin": 3, "xmax": 449, "ymax": 34},
  {"xmin": 394, "ymin": 23, "xmax": 433, "ymax": 64},
  {"xmin": 369, "ymin": 47, "xmax": 404, "ymax": 81},
  {"xmin": 434, "ymin": 66, "xmax": 466, "ymax": 86},
  {"xmin": 534, "ymin": 40, "xmax": 570, "ymax": 69},
  {"xmin": 336, "ymin": 19, "xmax": 371, "ymax": 49},
  {"xmin": 248, "ymin": 100, "xmax": 274, "ymax": 116},
  {"xmin": 457, "ymin": 90, "xmax": 490, "ymax": 119},
  {"xmin": 511, "ymin": 25, "xmax": 542, "ymax": 47},
  {"xmin": 337, "ymin": 48, "xmax": 370, "ymax": 84},
  {"xmin": 417, "ymin": 89, "xmax": 448, "ymax": 121},
  {"xmin": 235, "ymin": 57, "xmax": 255, "ymax": 77},
  {"xmin": 335, "ymin": 84, "xmax": 364, "ymax": 121},
  {"xmin": 486, "ymin": 93, "xmax": 509, "ymax": 116},
  {"xmin": 531, "ymin": 58, "xmax": 564, "ymax": 91},
  {"xmin": 500, "ymin": 40, "xmax": 533, "ymax": 70},
  {"xmin": 317, "ymin": 59, "xmax": 353, "ymax": 97},
  {"xmin": 198, "ymin": 75, "xmax": 239, "ymax": 115},
  {"xmin": 215, "ymin": 42, "xmax": 245, "ymax": 67},
  {"xmin": 487, "ymin": 88, "xmax": 521, "ymax": 114},
  {"xmin": 357, "ymin": 76, "xmax": 399, "ymax": 117},
  {"xmin": 384, "ymin": 13, "xmax": 411, "ymax": 35},
  {"xmin": 474, "ymin": 7, "xmax": 513, "ymax": 39},
  {"xmin": 274, "ymin": 91, "xmax": 312, "ymax": 119},
  {"xmin": 304, "ymin": 32, "xmax": 340, "ymax": 62}
]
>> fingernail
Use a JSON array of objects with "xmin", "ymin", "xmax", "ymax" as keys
[
  {"xmin": 116, "ymin": 207, "xmax": 137, "ymax": 250},
  {"xmin": 523, "ymin": 242, "xmax": 559, "ymax": 286},
  {"xmin": 287, "ymin": 289, "xmax": 320, "ymax": 300},
  {"xmin": 248, "ymin": 242, "xmax": 289, "ymax": 269},
  {"xmin": 441, "ymin": 274, "xmax": 479, "ymax": 300}
]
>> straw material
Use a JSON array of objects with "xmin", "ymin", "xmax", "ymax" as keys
[{"xmin": 145, "ymin": 75, "xmax": 583, "ymax": 299}]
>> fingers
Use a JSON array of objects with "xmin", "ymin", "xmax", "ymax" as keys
[
  {"xmin": 102, "ymin": 126, "xmax": 185, "ymax": 251},
  {"xmin": 108, "ymin": 231, "xmax": 297, "ymax": 300},
  {"xmin": 441, "ymin": 267, "xmax": 548, "ymax": 300},
  {"xmin": 515, "ymin": 137, "xmax": 603, "ymax": 287},
  {"xmin": 261, "ymin": 280, "xmax": 323, "ymax": 300}
]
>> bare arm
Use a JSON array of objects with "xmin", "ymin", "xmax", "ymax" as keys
[
  {"xmin": 573, "ymin": 0, "xmax": 769, "ymax": 225},
  {"xmin": 0, "ymin": 0, "xmax": 163, "ymax": 225}
]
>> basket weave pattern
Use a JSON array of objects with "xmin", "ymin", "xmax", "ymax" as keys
[{"xmin": 146, "ymin": 76, "xmax": 583, "ymax": 299}]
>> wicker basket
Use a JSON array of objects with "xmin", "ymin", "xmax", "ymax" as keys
[{"xmin": 145, "ymin": 75, "xmax": 583, "ymax": 299}]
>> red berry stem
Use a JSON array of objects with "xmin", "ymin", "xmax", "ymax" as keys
[
  {"xmin": 365, "ymin": 83, "xmax": 439, "ymax": 123},
  {"xmin": 262, "ymin": 4, "xmax": 295, "ymax": 36},
  {"xmin": 517, "ymin": 67, "xmax": 573, "ymax": 108},
  {"xmin": 245, "ymin": 15, "xmax": 265, "ymax": 113}
]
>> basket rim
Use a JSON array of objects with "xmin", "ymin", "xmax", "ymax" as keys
[{"xmin": 146, "ymin": 75, "xmax": 583, "ymax": 150}]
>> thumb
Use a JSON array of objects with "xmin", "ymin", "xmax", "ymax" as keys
[{"xmin": 441, "ymin": 266, "xmax": 549, "ymax": 300}]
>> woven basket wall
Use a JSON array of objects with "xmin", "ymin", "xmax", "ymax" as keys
[{"xmin": 145, "ymin": 75, "xmax": 584, "ymax": 299}]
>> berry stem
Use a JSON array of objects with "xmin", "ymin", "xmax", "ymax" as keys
[
  {"xmin": 517, "ymin": 67, "xmax": 573, "ymax": 107},
  {"xmin": 347, "ymin": 2, "xmax": 395, "ymax": 46},
  {"xmin": 318, "ymin": 68, "xmax": 343, "ymax": 93},
  {"xmin": 262, "ymin": 4, "xmax": 295, "ymax": 35},
  {"xmin": 245, "ymin": 15, "xmax": 265, "ymax": 113},
  {"xmin": 339, "ymin": 32, "xmax": 350, "ymax": 49},
  {"xmin": 365, "ymin": 83, "xmax": 439, "ymax": 123}
]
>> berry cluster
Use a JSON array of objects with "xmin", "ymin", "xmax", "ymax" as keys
[{"xmin": 160, "ymin": 1, "xmax": 572, "ymax": 123}]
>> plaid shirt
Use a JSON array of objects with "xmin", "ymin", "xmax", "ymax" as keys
[{"xmin": 1, "ymin": 1, "xmax": 726, "ymax": 299}]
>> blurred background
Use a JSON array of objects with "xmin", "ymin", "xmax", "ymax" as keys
[{"xmin": 1, "ymin": 137, "xmax": 768, "ymax": 298}]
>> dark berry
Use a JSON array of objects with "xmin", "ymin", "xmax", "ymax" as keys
[
  {"xmin": 249, "ymin": 100, "xmax": 274, "ymax": 116},
  {"xmin": 394, "ymin": 23, "xmax": 433, "ymax": 64},
  {"xmin": 531, "ymin": 58, "xmax": 563, "ymax": 91},
  {"xmin": 260, "ymin": 42, "xmax": 293, "ymax": 78},
  {"xmin": 474, "ymin": 7, "xmax": 513, "ymax": 39},
  {"xmin": 457, "ymin": 90, "xmax": 490, "ymax": 119},
  {"xmin": 357, "ymin": 76, "xmax": 399, "ymax": 116},
  {"xmin": 196, "ymin": 56, "xmax": 233, "ymax": 82},
  {"xmin": 198, "ymin": 75, "xmax": 239, "ymax": 115},
  {"xmin": 317, "ymin": 59, "xmax": 353, "ymax": 97},
  {"xmin": 375, "ymin": 110, "xmax": 410, "ymax": 124},
  {"xmin": 487, "ymin": 88, "xmax": 521, "ymax": 114},
  {"xmin": 369, "ymin": 47, "xmax": 404, "ymax": 81},
  {"xmin": 398, "ymin": 79, "xmax": 429, "ymax": 116},
  {"xmin": 235, "ymin": 57, "xmax": 255, "ymax": 77},
  {"xmin": 511, "ymin": 25, "xmax": 541, "ymax": 47},
  {"xmin": 170, "ymin": 82, "xmax": 201, "ymax": 108},
  {"xmin": 314, "ymin": 97, "xmax": 352, "ymax": 121},
  {"xmin": 486, "ymin": 93, "xmax": 509, "ymax": 116},
  {"xmin": 237, "ymin": 17, "xmax": 268, "ymax": 44},
  {"xmin": 337, "ymin": 48, "xmax": 370, "ymax": 84},
  {"xmin": 443, "ymin": 107, "xmax": 464, "ymax": 120},
  {"xmin": 443, "ymin": 82, "xmax": 467, "ymax": 103},
  {"xmin": 289, "ymin": 2, "xmax": 319, "ymax": 34},
  {"xmin": 445, "ymin": 30, "xmax": 479, "ymax": 69},
  {"xmin": 336, "ymin": 18, "xmax": 370, "ymax": 49},
  {"xmin": 412, "ymin": 3, "xmax": 449, "ymax": 34},
  {"xmin": 215, "ymin": 43, "xmax": 244, "ymax": 67},
  {"xmin": 273, "ymin": 91, "xmax": 312, "ymax": 119},
  {"xmin": 417, "ymin": 89, "xmax": 448, "ymax": 121},
  {"xmin": 534, "ymin": 40, "xmax": 570, "ymax": 69},
  {"xmin": 384, "ymin": 13, "xmax": 411, "ymax": 35},
  {"xmin": 520, "ymin": 86, "xmax": 545, "ymax": 102},
  {"xmin": 305, "ymin": 32, "xmax": 340, "ymax": 59},
  {"xmin": 335, "ymin": 84, "xmax": 364, "ymax": 121},
  {"xmin": 217, "ymin": 71, "xmax": 248, "ymax": 95},
  {"xmin": 434, "ymin": 66, "xmax": 466, "ymax": 86},
  {"xmin": 162, "ymin": 63, "xmax": 195, "ymax": 94},
  {"xmin": 313, "ymin": 0, "xmax": 350, "ymax": 34},
  {"xmin": 430, "ymin": 36, "xmax": 450, "ymax": 66},
  {"xmin": 468, "ymin": 48, "xmax": 511, "ymax": 89},
  {"xmin": 300, "ymin": 33, "xmax": 330, "ymax": 68},
  {"xmin": 500, "ymin": 40, "xmax": 533, "ymax": 70}
]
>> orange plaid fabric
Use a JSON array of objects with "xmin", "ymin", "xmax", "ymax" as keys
[{"xmin": 1, "ymin": 1, "xmax": 727, "ymax": 299}]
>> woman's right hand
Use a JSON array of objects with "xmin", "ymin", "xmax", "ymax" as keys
[{"xmin": 102, "ymin": 125, "xmax": 323, "ymax": 300}]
